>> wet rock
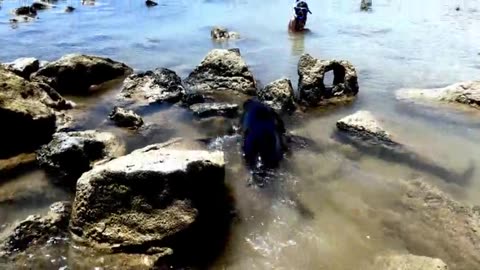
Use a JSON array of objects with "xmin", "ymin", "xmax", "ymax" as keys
[
  {"xmin": 373, "ymin": 254, "xmax": 448, "ymax": 270},
  {"xmin": 69, "ymin": 247, "xmax": 172, "ymax": 270},
  {"xmin": 31, "ymin": 1, "xmax": 54, "ymax": 10},
  {"xmin": 211, "ymin": 26, "xmax": 240, "ymax": 40},
  {"xmin": 396, "ymin": 81, "xmax": 480, "ymax": 110},
  {"xmin": 0, "ymin": 67, "xmax": 56, "ymax": 158},
  {"xmin": 381, "ymin": 179, "xmax": 480, "ymax": 270},
  {"xmin": 145, "ymin": 0, "xmax": 158, "ymax": 7},
  {"xmin": 65, "ymin": 6, "xmax": 75, "ymax": 13},
  {"xmin": 0, "ymin": 201, "xmax": 71, "ymax": 257},
  {"xmin": 36, "ymin": 130, "xmax": 126, "ymax": 186},
  {"xmin": 14, "ymin": 6, "xmax": 37, "ymax": 17},
  {"xmin": 297, "ymin": 54, "xmax": 359, "ymax": 106},
  {"xmin": 185, "ymin": 49, "xmax": 257, "ymax": 95},
  {"xmin": 0, "ymin": 153, "xmax": 36, "ymax": 178},
  {"xmin": 336, "ymin": 111, "xmax": 395, "ymax": 145},
  {"xmin": 190, "ymin": 102, "xmax": 239, "ymax": 118},
  {"xmin": 70, "ymin": 145, "xmax": 231, "ymax": 262},
  {"xmin": 258, "ymin": 78, "xmax": 296, "ymax": 113},
  {"xmin": 2, "ymin": 57, "xmax": 40, "ymax": 79},
  {"xmin": 109, "ymin": 106, "xmax": 144, "ymax": 128},
  {"xmin": 32, "ymin": 54, "xmax": 133, "ymax": 95},
  {"xmin": 360, "ymin": 0, "xmax": 372, "ymax": 11},
  {"xmin": 119, "ymin": 68, "xmax": 185, "ymax": 105},
  {"xmin": 181, "ymin": 92, "xmax": 206, "ymax": 106}
]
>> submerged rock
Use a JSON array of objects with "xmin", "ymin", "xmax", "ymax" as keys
[
  {"xmin": 185, "ymin": 49, "xmax": 256, "ymax": 95},
  {"xmin": 70, "ymin": 145, "xmax": 231, "ymax": 263},
  {"xmin": 190, "ymin": 102, "xmax": 239, "ymax": 118},
  {"xmin": 373, "ymin": 254, "xmax": 448, "ymax": 270},
  {"xmin": 32, "ymin": 54, "xmax": 133, "ymax": 95},
  {"xmin": 396, "ymin": 81, "xmax": 480, "ymax": 110},
  {"xmin": 119, "ymin": 68, "xmax": 185, "ymax": 105},
  {"xmin": 211, "ymin": 26, "xmax": 240, "ymax": 40},
  {"xmin": 2, "ymin": 57, "xmax": 40, "ymax": 79},
  {"xmin": 297, "ymin": 54, "xmax": 359, "ymax": 106},
  {"xmin": 336, "ymin": 111, "xmax": 395, "ymax": 145},
  {"xmin": 109, "ymin": 107, "xmax": 144, "ymax": 128},
  {"xmin": 36, "ymin": 130, "xmax": 125, "ymax": 186},
  {"xmin": 258, "ymin": 78, "xmax": 296, "ymax": 113},
  {"xmin": 381, "ymin": 179, "xmax": 480, "ymax": 270},
  {"xmin": 0, "ymin": 67, "xmax": 56, "ymax": 158},
  {"xmin": 0, "ymin": 201, "xmax": 71, "ymax": 257}
]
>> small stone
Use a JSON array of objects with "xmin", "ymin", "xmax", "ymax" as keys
[
  {"xmin": 109, "ymin": 107, "xmax": 144, "ymax": 128},
  {"xmin": 145, "ymin": 0, "xmax": 158, "ymax": 7}
]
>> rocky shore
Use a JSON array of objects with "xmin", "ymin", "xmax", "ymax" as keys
[{"xmin": 0, "ymin": 47, "xmax": 478, "ymax": 270}]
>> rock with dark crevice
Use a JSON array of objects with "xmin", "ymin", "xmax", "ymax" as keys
[
  {"xmin": 31, "ymin": 1, "xmax": 54, "ymax": 10},
  {"xmin": 109, "ymin": 106, "xmax": 144, "ymax": 128},
  {"xmin": 297, "ymin": 53, "xmax": 359, "ymax": 106},
  {"xmin": 190, "ymin": 102, "xmax": 239, "ymax": 118},
  {"xmin": 32, "ymin": 54, "xmax": 133, "ymax": 95},
  {"xmin": 181, "ymin": 92, "xmax": 206, "ymax": 106},
  {"xmin": 70, "ymin": 145, "xmax": 232, "ymax": 264},
  {"xmin": 185, "ymin": 49, "xmax": 256, "ymax": 95},
  {"xmin": 258, "ymin": 78, "xmax": 296, "ymax": 113},
  {"xmin": 119, "ymin": 68, "xmax": 185, "ymax": 105},
  {"xmin": 0, "ymin": 201, "xmax": 71, "ymax": 257},
  {"xmin": 36, "ymin": 130, "xmax": 126, "ymax": 186}
]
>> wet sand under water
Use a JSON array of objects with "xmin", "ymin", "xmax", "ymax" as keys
[{"xmin": 1, "ymin": 0, "xmax": 480, "ymax": 269}]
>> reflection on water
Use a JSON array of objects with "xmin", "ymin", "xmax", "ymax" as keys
[{"xmin": 1, "ymin": 0, "xmax": 480, "ymax": 269}]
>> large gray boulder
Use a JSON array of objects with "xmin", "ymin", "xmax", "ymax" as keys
[
  {"xmin": 373, "ymin": 254, "xmax": 448, "ymax": 270},
  {"xmin": 2, "ymin": 57, "xmax": 40, "ymax": 79},
  {"xmin": 185, "ymin": 49, "xmax": 256, "ymax": 95},
  {"xmin": 396, "ymin": 81, "xmax": 480, "ymax": 110},
  {"xmin": 119, "ymin": 68, "xmax": 185, "ymax": 105},
  {"xmin": 37, "ymin": 130, "xmax": 125, "ymax": 186},
  {"xmin": 32, "ymin": 54, "xmax": 133, "ymax": 95},
  {"xmin": 70, "ymin": 144, "xmax": 231, "ymax": 263},
  {"xmin": 297, "ymin": 54, "xmax": 359, "ymax": 106},
  {"xmin": 0, "ymin": 67, "xmax": 56, "ymax": 158},
  {"xmin": 0, "ymin": 201, "xmax": 71, "ymax": 257},
  {"xmin": 258, "ymin": 78, "xmax": 296, "ymax": 113}
]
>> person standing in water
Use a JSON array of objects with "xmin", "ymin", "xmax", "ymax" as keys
[{"xmin": 290, "ymin": 0, "xmax": 312, "ymax": 32}]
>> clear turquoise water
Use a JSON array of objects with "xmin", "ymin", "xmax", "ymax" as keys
[{"xmin": 1, "ymin": 0, "xmax": 480, "ymax": 269}]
